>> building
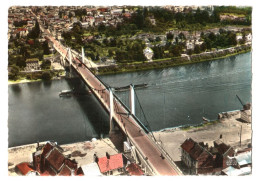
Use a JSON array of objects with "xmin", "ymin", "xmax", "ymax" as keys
[
  {"xmin": 24, "ymin": 58, "xmax": 40, "ymax": 71},
  {"xmin": 181, "ymin": 138, "xmax": 234, "ymax": 175},
  {"xmin": 15, "ymin": 162, "xmax": 38, "ymax": 176},
  {"xmin": 81, "ymin": 162, "xmax": 102, "ymax": 176},
  {"xmin": 221, "ymin": 166, "xmax": 251, "ymax": 176},
  {"xmin": 32, "ymin": 141, "xmax": 84, "ymax": 176},
  {"xmin": 181, "ymin": 138, "xmax": 215, "ymax": 175},
  {"xmin": 143, "ymin": 47, "xmax": 154, "ymax": 61},
  {"xmin": 95, "ymin": 152, "xmax": 124, "ymax": 175},
  {"xmin": 15, "ymin": 141, "xmax": 84, "ymax": 176}
]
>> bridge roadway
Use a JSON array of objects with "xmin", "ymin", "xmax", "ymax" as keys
[{"xmin": 47, "ymin": 35, "xmax": 181, "ymax": 175}]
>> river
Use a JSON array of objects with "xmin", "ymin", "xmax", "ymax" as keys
[{"xmin": 8, "ymin": 52, "xmax": 252, "ymax": 147}]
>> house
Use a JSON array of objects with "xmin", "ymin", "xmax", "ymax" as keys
[
  {"xmin": 143, "ymin": 47, "xmax": 154, "ymax": 61},
  {"xmin": 95, "ymin": 152, "xmax": 124, "ymax": 175},
  {"xmin": 81, "ymin": 162, "xmax": 102, "ymax": 176},
  {"xmin": 24, "ymin": 58, "xmax": 40, "ymax": 71},
  {"xmin": 246, "ymin": 33, "xmax": 252, "ymax": 42},
  {"xmin": 181, "ymin": 138, "xmax": 215, "ymax": 175},
  {"xmin": 181, "ymin": 138, "xmax": 234, "ymax": 175},
  {"xmin": 33, "ymin": 141, "xmax": 84, "ymax": 176},
  {"xmin": 221, "ymin": 166, "xmax": 251, "ymax": 176},
  {"xmin": 15, "ymin": 162, "xmax": 38, "ymax": 176},
  {"xmin": 15, "ymin": 141, "xmax": 84, "ymax": 176},
  {"xmin": 186, "ymin": 40, "xmax": 194, "ymax": 50}
]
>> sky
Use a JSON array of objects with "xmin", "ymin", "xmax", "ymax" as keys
[{"xmin": 1, "ymin": 0, "xmax": 259, "ymax": 180}]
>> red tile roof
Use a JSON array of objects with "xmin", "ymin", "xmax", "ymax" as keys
[
  {"xmin": 75, "ymin": 167, "xmax": 84, "ymax": 176},
  {"xmin": 64, "ymin": 159, "xmax": 77, "ymax": 170},
  {"xmin": 45, "ymin": 148, "xmax": 65, "ymax": 172},
  {"xmin": 58, "ymin": 165, "xmax": 71, "ymax": 176},
  {"xmin": 217, "ymin": 143, "xmax": 231, "ymax": 155},
  {"xmin": 126, "ymin": 163, "xmax": 144, "ymax": 176},
  {"xmin": 42, "ymin": 142, "xmax": 54, "ymax": 157},
  {"xmin": 97, "ymin": 153, "xmax": 123, "ymax": 173},
  {"xmin": 15, "ymin": 162, "xmax": 35, "ymax": 175},
  {"xmin": 181, "ymin": 138, "xmax": 211, "ymax": 160},
  {"xmin": 181, "ymin": 138, "xmax": 196, "ymax": 153}
]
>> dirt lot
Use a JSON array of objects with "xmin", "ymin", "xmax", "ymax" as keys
[{"xmin": 153, "ymin": 110, "xmax": 252, "ymax": 161}]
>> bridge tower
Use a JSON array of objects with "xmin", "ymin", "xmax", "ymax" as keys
[
  {"xmin": 129, "ymin": 84, "xmax": 135, "ymax": 115},
  {"xmin": 81, "ymin": 47, "xmax": 85, "ymax": 64},
  {"xmin": 67, "ymin": 47, "xmax": 72, "ymax": 77},
  {"xmin": 109, "ymin": 88, "xmax": 115, "ymax": 133},
  {"xmin": 68, "ymin": 47, "xmax": 72, "ymax": 65}
]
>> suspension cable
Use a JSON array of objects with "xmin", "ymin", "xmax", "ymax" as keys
[{"xmin": 134, "ymin": 90, "xmax": 157, "ymax": 142}]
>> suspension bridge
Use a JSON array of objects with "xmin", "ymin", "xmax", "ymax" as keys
[{"xmin": 43, "ymin": 29, "xmax": 182, "ymax": 175}]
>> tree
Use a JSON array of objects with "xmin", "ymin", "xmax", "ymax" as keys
[
  {"xmin": 41, "ymin": 71, "xmax": 52, "ymax": 80},
  {"xmin": 208, "ymin": 32, "xmax": 216, "ymax": 41},
  {"xmin": 8, "ymin": 65, "xmax": 19, "ymax": 80},
  {"xmin": 155, "ymin": 36, "xmax": 161, "ymax": 42},
  {"xmin": 108, "ymin": 49, "xmax": 114, "ymax": 57},
  {"xmin": 175, "ymin": 12, "xmax": 184, "ymax": 23},
  {"xmin": 43, "ymin": 40, "xmax": 50, "ymax": 55},
  {"xmin": 102, "ymin": 38, "xmax": 109, "ymax": 46},
  {"xmin": 27, "ymin": 20, "xmax": 40, "ymax": 39},
  {"xmin": 194, "ymin": 44, "xmax": 201, "ymax": 54},
  {"xmin": 98, "ymin": 23, "xmax": 106, "ymax": 32},
  {"xmin": 200, "ymin": 42, "xmax": 207, "ymax": 52},
  {"xmin": 178, "ymin": 32, "xmax": 186, "ymax": 40},
  {"xmin": 166, "ymin": 32, "xmax": 174, "ymax": 41},
  {"xmin": 41, "ymin": 59, "xmax": 51, "ymax": 69}
]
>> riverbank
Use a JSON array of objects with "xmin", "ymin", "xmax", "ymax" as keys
[
  {"xmin": 153, "ymin": 109, "xmax": 252, "ymax": 161},
  {"xmin": 8, "ymin": 70, "xmax": 66, "ymax": 85},
  {"xmin": 8, "ymin": 108, "xmax": 252, "ymax": 175},
  {"xmin": 95, "ymin": 44, "xmax": 251, "ymax": 75}
]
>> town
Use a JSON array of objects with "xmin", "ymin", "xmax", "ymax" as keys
[
  {"xmin": 8, "ymin": 5, "xmax": 252, "ymax": 81},
  {"xmin": 8, "ymin": 5, "xmax": 252, "ymax": 176}
]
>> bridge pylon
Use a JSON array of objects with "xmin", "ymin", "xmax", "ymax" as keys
[
  {"xmin": 129, "ymin": 84, "xmax": 135, "ymax": 115},
  {"xmin": 81, "ymin": 47, "xmax": 85, "ymax": 64},
  {"xmin": 67, "ymin": 48, "xmax": 73, "ymax": 78},
  {"xmin": 109, "ymin": 88, "xmax": 115, "ymax": 133}
]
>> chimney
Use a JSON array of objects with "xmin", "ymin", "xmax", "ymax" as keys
[
  {"xmin": 93, "ymin": 153, "xmax": 99, "ymax": 162},
  {"xmin": 106, "ymin": 152, "xmax": 110, "ymax": 159}
]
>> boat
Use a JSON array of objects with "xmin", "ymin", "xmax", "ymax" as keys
[
  {"xmin": 59, "ymin": 89, "xmax": 74, "ymax": 97},
  {"xmin": 114, "ymin": 83, "xmax": 148, "ymax": 92},
  {"xmin": 202, "ymin": 117, "xmax": 210, "ymax": 123}
]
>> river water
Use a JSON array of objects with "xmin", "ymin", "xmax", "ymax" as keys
[{"xmin": 8, "ymin": 52, "xmax": 252, "ymax": 147}]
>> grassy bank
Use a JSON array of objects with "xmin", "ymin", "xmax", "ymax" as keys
[
  {"xmin": 180, "ymin": 120, "xmax": 221, "ymax": 131},
  {"xmin": 8, "ymin": 70, "xmax": 66, "ymax": 85},
  {"xmin": 95, "ymin": 45, "xmax": 251, "ymax": 75}
]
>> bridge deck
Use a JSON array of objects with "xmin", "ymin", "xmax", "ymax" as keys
[{"xmin": 48, "ymin": 35, "xmax": 181, "ymax": 175}]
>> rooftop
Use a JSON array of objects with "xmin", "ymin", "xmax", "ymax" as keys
[{"xmin": 97, "ymin": 153, "xmax": 123, "ymax": 173}]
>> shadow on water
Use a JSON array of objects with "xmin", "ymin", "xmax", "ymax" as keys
[
  {"xmin": 64, "ymin": 76, "xmax": 110, "ymax": 139},
  {"xmin": 27, "ymin": 81, "xmax": 42, "ymax": 92},
  {"xmin": 228, "ymin": 54, "xmax": 237, "ymax": 68},
  {"xmin": 9, "ymin": 84, "xmax": 22, "ymax": 98},
  {"xmin": 43, "ymin": 80, "xmax": 52, "ymax": 89},
  {"xmin": 10, "ymin": 84, "xmax": 21, "ymax": 93}
]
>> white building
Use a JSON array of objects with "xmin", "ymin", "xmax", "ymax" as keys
[{"xmin": 143, "ymin": 47, "xmax": 154, "ymax": 61}]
